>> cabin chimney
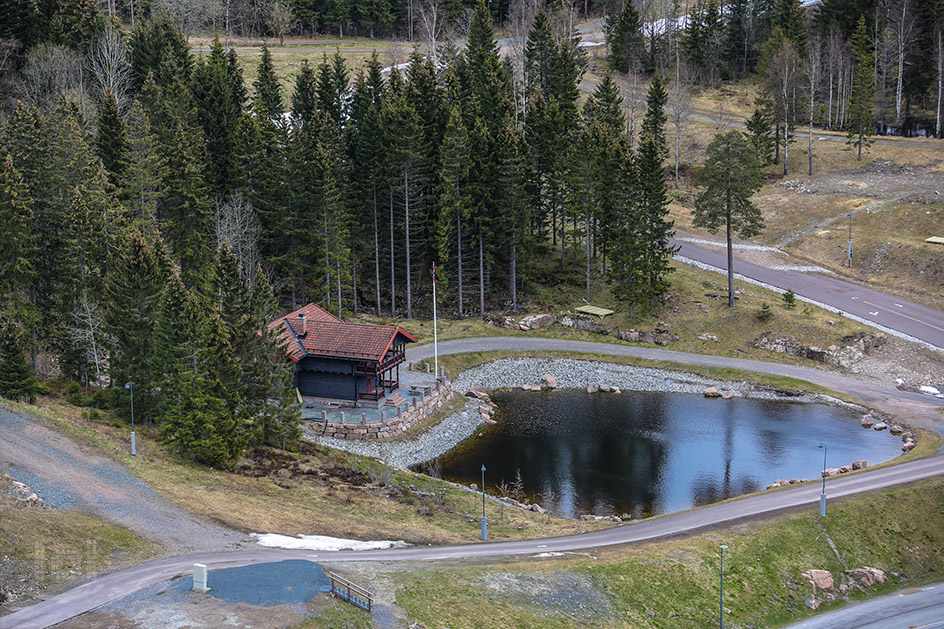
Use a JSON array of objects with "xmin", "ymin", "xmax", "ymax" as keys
[{"xmin": 298, "ymin": 312, "xmax": 307, "ymax": 336}]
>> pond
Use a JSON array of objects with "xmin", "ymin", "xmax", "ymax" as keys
[{"xmin": 428, "ymin": 390, "xmax": 903, "ymax": 518}]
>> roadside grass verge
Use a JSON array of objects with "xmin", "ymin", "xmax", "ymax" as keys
[
  {"xmin": 0, "ymin": 473, "xmax": 158, "ymax": 610},
  {"xmin": 394, "ymin": 477, "xmax": 944, "ymax": 628}
]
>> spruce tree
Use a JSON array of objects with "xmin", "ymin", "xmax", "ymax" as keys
[
  {"xmin": 121, "ymin": 100, "xmax": 167, "ymax": 229},
  {"xmin": 0, "ymin": 318, "xmax": 39, "ymax": 403},
  {"xmin": 0, "ymin": 155, "xmax": 37, "ymax": 324},
  {"xmin": 96, "ymin": 88, "xmax": 128, "ymax": 187},
  {"xmin": 635, "ymin": 75, "xmax": 676, "ymax": 308},
  {"xmin": 191, "ymin": 37, "xmax": 241, "ymax": 196},
  {"xmin": 291, "ymin": 59, "xmax": 318, "ymax": 125},
  {"xmin": 745, "ymin": 101, "xmax": 776, "ymax": 166},
  {"xmin": 253, "ymin": 43, "xmax": 283, "ymax": 119},
  {"xmin": 434, "ymin": 106, "xmax": 471, "ymax": 316},
  {"xmin": 847, "ymin": 17, "xmax": 875, "ymax": 161}
]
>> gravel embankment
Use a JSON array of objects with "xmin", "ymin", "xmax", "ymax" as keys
[{"xmin": 309, "ymin": 357, "xmax": 839, "ymax": 469}]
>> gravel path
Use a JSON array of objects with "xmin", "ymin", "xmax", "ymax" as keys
[
  {"xmin": 0, "ymin": 404, "xmax": 249, "ymax": 553},
  {"xmin": 307, "ymin": 356, "xmax": 844, "ymax": 470}
]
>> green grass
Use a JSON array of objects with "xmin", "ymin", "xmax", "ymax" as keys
[
  {"xmin": 394, "ymin": 477, "xmax": 944, "ymax": 628},
  {"xmin": 0, "ymin": 473, "xmax": 159, "ymax": 605}
]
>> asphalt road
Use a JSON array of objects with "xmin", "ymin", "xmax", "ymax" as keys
[
  {"xmin": 672, "ymin": 238, "xmax": 944, "ymax": 350},
  {"xmin": 4, "ymin": 454, "xmax": 942, "ymax": 629},
  {"xmin": 784, "ymin": 582, "xmax": 944, "ymax": 628}
]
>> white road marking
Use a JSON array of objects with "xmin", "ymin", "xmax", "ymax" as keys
[
  {"xmin": 895, "ymin": 303, "xmax": 903, "ymax": 307},
  {"xmin": 863, "ymin": 300, "xmax": 944, "ymax": 333},
  {"xmin": 870, "ymin": 311, "xmax": 879, "ymax": 315}
]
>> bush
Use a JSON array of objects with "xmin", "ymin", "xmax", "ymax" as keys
[
  {"xmin": 756, "ymin": 303, "xmax": 773, "ymax": 322},
  {"xmin": 65, "ymin": 381, "xmax": 89, "ymax": 406}
]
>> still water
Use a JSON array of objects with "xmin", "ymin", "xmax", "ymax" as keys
[{"xmin": 431, "ymin": 390, "xmax": 903, "ymax": 518}]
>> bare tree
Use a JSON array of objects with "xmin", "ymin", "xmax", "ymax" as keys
[
  {"xmin": 807, "ymin": 35, "xmax": 822, "ymax": 176},
  {"xmin": 154, "ymin": 0, "xmax": 223, "ymax": 38},
  {"xmin": 87, "ymin": 25, "xmax": 133, "ymax": 112},
  {"xmin": 889, "ymin": 0, "xmax": 918, "ymax": 126},
  {"xmin": 70, "ymin": 291, "xmax": 108, "ymax": 390},
  {"xmin": 623, "ymin": 65, "xmax": 645, "ymax": 149},
  {"xmin": 415, "ymin": 0, "xmax": 445, "ymax": 67},
  {"xmin": 216, "ymin": 192, "xmax": 262, "ymax": 282},
  {"xmin": 766, "ymin": 40, "xmax": 800, "ymax": 175},
  {"xmin": 16, "ymin": 43, "xmax": 85, "ymax": 112},
  {"xmin": 669, "ymin": 57, "xmax": 693, "ymax": 186},
  {"xmin": 267, "ymin": 0, "xmax": 293, "ymax": 46},
  {"xmin": 506, "ymin": 0, "xmax": 540, "ymax": 120},
  {"xmin": 937, "ymin": 23, "xmax": 944, "ymax": 138}
]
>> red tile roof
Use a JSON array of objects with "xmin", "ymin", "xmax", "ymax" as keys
[{"xmin": 268, "ymin": 303, "xmax": 418, "ymax": 363}]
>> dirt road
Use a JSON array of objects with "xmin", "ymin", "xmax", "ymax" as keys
[{"xmin": 0, "ymin": 405, "xmax": 248, "ymax": 553}]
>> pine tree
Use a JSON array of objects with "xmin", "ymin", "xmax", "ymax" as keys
[
  {"xmin": 191, "ymin": 37, "xmax": 241, "ymax": 197},
  {"xmin": 253, "ymin": 43, "xmax": 283, "ymax": 119},
  {"xmin": 606, "ymin": 1, "xmax": 645, "ymax": 73},
  {"xmin": 0, "ymin": 318, "xmax": 39, "ymax": 403},
  {"xmin": 96, "ymin": 88, "xmax": 127, "ymax": 187},
  {"xmin": 847, "ymin": 17, "xmax": 875, "ymax": 160},
  {"xmin": 434, "ymin": 105, "xmax": 471, "ymax": 317},
  {"xmin": 128, "ymin": 17, "xmax": 193, "ymax": 90},
  {"xmin": 0, "ymin": 155, "xmax": 37, "ymax": 324},
  {"xmin": 693, "ymin": 131, "xmax": 765, "ymax": 307}
]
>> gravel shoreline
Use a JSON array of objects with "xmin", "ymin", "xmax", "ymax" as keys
[{"xmin": 308, "ymin": 357, "xmax": 852, "ymax": 469}]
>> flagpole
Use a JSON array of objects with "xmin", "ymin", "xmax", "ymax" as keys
[{"xmin": 432, "ymin": 264, "xmax": 439, "ymax": 376}]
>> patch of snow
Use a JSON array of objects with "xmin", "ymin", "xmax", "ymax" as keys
[
  {"xmin": 771, "ymin": 265, "xmax": 835, "ymax": 274},
  {"xmin": 920, "ymin": 385, "xmax": 941, "ymax": 395},
  {"xmin": 251, "ymin": 533, "xmax": 409, "ymax": 551},
  {"xmin": 577, "ymin": 41, "xmax": 604, "ymax": 47}
]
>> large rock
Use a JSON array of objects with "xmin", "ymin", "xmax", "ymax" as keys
[
  {"xmin": 720, "ymin": 390, "xmax": 734, "ymax": 400},
  {"xmin": 847, "ymin": 567, "xmax": 887, "ymax": 587},
  {"xmin": 698, "ymin": 333, "xmax": 720, "ymax": 342},
  {"xmin": 838, "ymin": 465, "xmax": 853, "ymax": 473},
  {"xmin": 541, "ymin": 374, "xmax": 558, "ymax": 389},
  {"xmin": 610, "ymin": 387, "xmax": 621, "ymax": 394},
  {"xmin": 521, "ymin": 384, "xmax": 541, "ymax": 392},
  {"xmin": 598, "ymin": 384, "xmax": 611, "ymax": 393},
  {"xmin": 587, "ymin": 382, "xmax": 600, "ymax": 393},
  {"xmin": 873, "ymin": 422, "xmax": 888, "ymax": 431},
  {"xmin": 860, "ymin": 415, "xmax": 875, "ymax": 428},
  {"xmin": 7, "ymin": 480, "xmax": 45, "ymax": 508},
  {"xmin": 517, "ymin": 314, "xmax": 555, "ymax": 330},
  {"xmin": 852, "ymin": 460, "xmax": 868, "ymax": 470},
  {"xmin": 530, "ymin": 503, "xmax": 546, "ymax": 515},
  {"xmin": 801, "ymin": 569, "xmax": 835, "ymax": 591},
  {"xmin": 704, "ymin": 387, "xmax": 722, "ymax": 398},
  {"xmin": 467, "ymin": 387, "xmax": 491, "ymax": 400},
  {"xmin": 902, "ymin": 441, "xmax": 916, "ymax": 452},
  {"xmin": 889, "ymin": 425, "xmax": 903, "ymax": 435}
]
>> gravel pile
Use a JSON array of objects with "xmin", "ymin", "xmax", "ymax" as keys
[{"xmin": 310, "ymin": 357, "xmax": 824, "ymax": 469}]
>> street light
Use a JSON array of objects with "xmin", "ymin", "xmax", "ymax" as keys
[
  {"xmin": 480, "ymin": 465, "xmax": 487, "ymax": 541},
  {"xmin": 819, "ymin": 443, "xmax": 828, "ymax": 517},
  {"xmin": 125, "ymin": 382, "xmax": 136, "ymax": 456},
  {"xmin": 846, "ymin": 212, "xmax": 853, "ymax": 267},
  {"xmin": 719, "ymin": 544, "xmax": 728, "ymax": 628}
]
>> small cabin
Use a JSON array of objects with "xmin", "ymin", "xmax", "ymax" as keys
[{"xmin": 268, "ymin": 304, "xmax": 418, "ymax": 409}]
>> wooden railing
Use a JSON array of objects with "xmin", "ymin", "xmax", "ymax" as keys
[{"xmin": 328, "ymin": 571, "xmax": 373, "ymax": 612}]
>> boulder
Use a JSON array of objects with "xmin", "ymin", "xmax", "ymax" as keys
[
  {"xmin": 587, "ymin": 382, "xmax": 600, "ymax": 394},
  {"xmin": 479, "ymin": 405, "xmax": 494, "ymax": 415},
  {"xmin": 598, "ymin": 384, "xmax": 611, "ymax": 393},
  {"xmin": 611, "ymin": 387, "xmax": 621, "ymax": 394},
  {"xmin": 805, "ymin": 598, "xmax": 820, "ymax": 610},
  {"xmin": 902, "ymin": 431, "xmax": 915, "ymax": 442},
  {"xmin": 467, "ymin": 387, "xmax": 491, "ymax": 400},
  {"xmin": 541, "ymin": 374, "xmax": 558, "ymax": 389},
  {"xmin": 789, "ymin": 478, "xmax": 805, "ymax": 485},
  {"xmin": 822, "ymin": 468, "xmax": 840, "ymax": 477},
  {"xmin": 860, "ymin": 415, "xmax": 875, "ymax": 428},
  {"xmin": 873, "ymin": 422, "xmax": 888, "ymax": 431},
  {"xmin": 847, "ymin": 567, "xmax": 887, "ymax": 587},
  {"xmin": 6, "ymin": 480, "xmax": 44, "ymax": 508},
  {"xmin": 530, "ymin": 503, "xmax": 546, "ymax": 514},
  {"xmin": 521, "ymin": 384, "xmax": 541, "ymax": 392},
  {"xmin": 902, "ymin": 441, "xmax": 916, "ymax": 452},
  {"xmin": 889, "ymin": 425, "xmax": 903, "ymax": 435},
  {"xmin": 801, "ymin": 569, "xmax": 835, "ymax": 591},
  {"xmin": 838, "ymin": 465, "xmax": 853, "ymax": 473},
  {"xmin": 482, "ymin": 415, "xmax": 497, "ymax": 425},
  {"xmin": 704, "ymin": 387, "xmax": 722, "ymax": 398},
  {"xmin": 852, "ymin": 460, "xmax": 868, "ymax": 470},
  {"xmin": 720, "ymin": 390, "xmax": 734, "ymax": 400},
  {"xmin": 698, "ymin": 333, "xmax": 720, "ymax": 342},
  {"xmin": 518, "ymin": 314, "xmax": 555, "ymax": 330}
]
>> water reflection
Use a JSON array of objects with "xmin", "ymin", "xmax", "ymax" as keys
[{"xmin": 429, "ymin": 390, "xmax": 902, "ymax": 518}]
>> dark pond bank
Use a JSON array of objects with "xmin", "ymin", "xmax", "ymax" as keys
[{"xmin": 429, "ymin": 390, "xmax": 902, "ymax": 518}]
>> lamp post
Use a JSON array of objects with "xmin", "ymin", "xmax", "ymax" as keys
[
  {"xmin": 719, "ymin": 544, "xmax": 728, "ymax": 628},
  {"xmin": 846, "ymin": 212, "xmax": 853, "ymax": 267},
  {"xmin": 819, "ymin": 443, "xmax": 828, "ymax": 517},
  {"xmin": 480, "ymin": 465, "xmax": 487, "ymax": 541},
  {"xmin": 125, "ymin": 382, "xmax": 136, "ymax": 456}
]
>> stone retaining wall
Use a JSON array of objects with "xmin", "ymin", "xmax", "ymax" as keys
[{"xmin": 321, "ymin": 381, "xmax": 454, "ymax": 440}]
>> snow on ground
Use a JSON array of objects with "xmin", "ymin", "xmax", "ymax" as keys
[{"xmin": 250, "ymin": 533, "xmax": 409, "ymax": 551}]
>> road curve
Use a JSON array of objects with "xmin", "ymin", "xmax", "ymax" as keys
[
  {"xmin": 4, "ymin": 455, "xmax": 943, "ymax": 629},
  {"xmin": 784, "ymin": 582, "xmax": 944, "ymax": 628},
  {"xmin": 672, "ymin": 238, "xmax": 944, "ymax": 350}
]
